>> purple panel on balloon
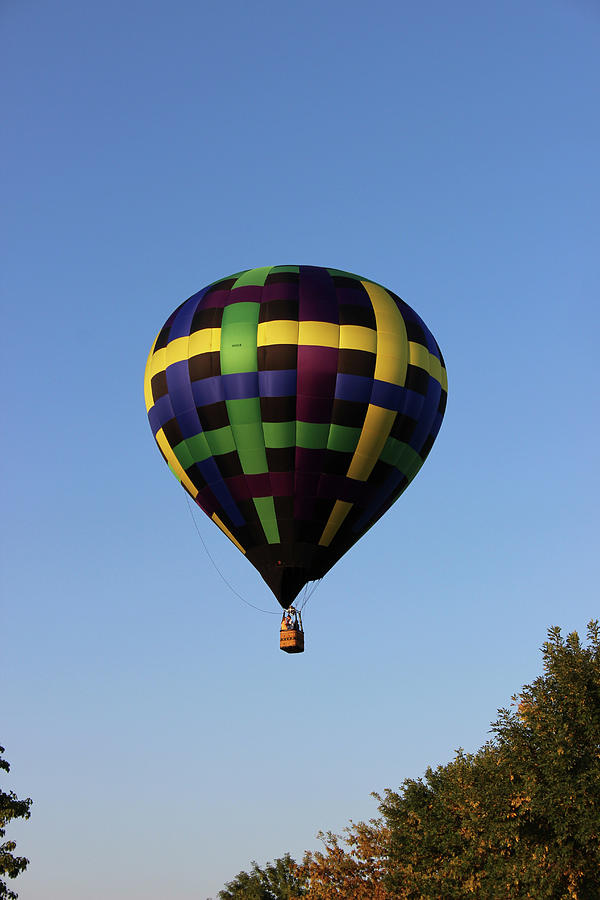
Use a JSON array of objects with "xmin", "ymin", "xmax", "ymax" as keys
[
  {"xmin": 297, "ymin": 346, "xmax": 338, "ymax": 398},
  {"xmin": 201, "ymin": 288, "xmax": 231, "ymax": 309},
  {"xmin": 270, "ymin": 472, "xmax": 294, "ymax": 496},
  {"xmin": 294, "ymin": 447, "xmax": 325, "ymax": 474},
  {"xmin": 148, "ymin": 394, "xmax": 175, "ymax": 436},
  {"xmin": 299, "ymin": 266, "xmax": 339, "ymax": 323},
  {"xmin": 316, "ymin": 474, "xmax": 364, "ymax": 505},
  {"xmin": 400, "ymin": 302, "xmax": 438, "ymax": 355},
  {"xmin": 353, "ymin": 468, "xmax": 406, "ymax": 532},
  {"xmin": 294, "ymin": 471, "xmax": 323, "ymax": 519},
  {"xmin": 223, "ymin": 371, "xmax": 259, "ymax": 401},
  {"xmin": 258, "ymin": 369, "xmax": 297, "ymax": 397},
  {"xmin": 245, "ymin": 473, "xmax": 272, "ymax": 496},
  {"xmin": 412, "ymin": 311, "xmax": 438, "ymax": 355},
  {"xmin": 166, "ymin": 360, "xmax": 195, "ymax": 416},
  {"xmin": 192, "ymin": 376, "xmax": 225, "ymax": 407},
  {"xmin": 176, "ymin": 407, "xmax": 204, "ymax": 440},
  {"xmin": 335, "ymin": 284, "xmax": 371, "ymax": 307},
  {"xmin": 226, "ymin": 473, "xmax": 270, "ymax": 501},
  {"xmin": 198, "ymin": 464, "xmax": 243, "ymax": 525},
  {"xmin": 335, "ymin": 373, "xmax": 373, "ymax": 404},
  {"xmin": 370, "ymin": 380, "xmax": 404, "ymax": 411},
  {"xmin": 169, "ymin": 289, "xmax": 209, "ymax": 340},
  {"xmin": 194, "ymin": 492, "xmax": 212, "ymax": 516},
  {"xmin": 197, "ymin": 483, "xmax": 219, "ymax": 516},
  {"xmin": 228, "ymin": 285, "xmax": 263, "ymax": 303},
  {"xmin": 409, "ymin": 379, "xmax": 441, "ymax": 450},
  {"xmin": 227, "ymin": 472, "xmax": 293, "ymax": 501},
  {"xmin": 294, "ymin": 499, "xmax": 317, "ymax": 521},
  {"xmin": 262, "ymin": 282, "xmax": 299, "ymax": 302},
  {"xmin": 296, "ymin": 395, "xmax": 334, "ymax": 423},
  {"xmin": 430, "ymin": 410, "xmax": 444, "ymax": 439},
  {"xmin": 402, "ymin": 388, "xmax": 426, "ymax": 421},
  {"xmin": 197, "ymin": 455, "xmax": 225, "ymax": 486},
  {"xmin": 225, "ymin": 477, "xmax": 251, "ymax": 502}
]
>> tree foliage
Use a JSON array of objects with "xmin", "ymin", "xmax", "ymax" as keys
[
  {"xmin": 296, "ymin": 818, "xmax": 390, "ymax": 900},
  {"xmin": 215, "ymin": 622, "xmax": 600, "ymax": 899},
  {"xmin": 381, "ymin": 621, "xmax": 600, "ymax": 898},
  {"xmin": 215, "ymin": 853, "xmax": 307, "ymax": 900},
  {"xmin": 0, "ymin": 746, "xmax": 32, "ymax": 900}
]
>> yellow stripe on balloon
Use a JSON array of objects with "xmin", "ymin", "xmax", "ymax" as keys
[
  {"xmin": 165, "ymin": 336, "xmax": 190, "ymax": 368},
  {"xmin": 408, "ymin": 341, "xmax": 448, "ymax": 391},
  {"xmin": 155, "ymin": 427, "xmax": 199, "ymax": 498},
  {"xmin": 188, "ymin": 327, "xmax": 221, "ymax": 357},
  {"xmin": 144, "ymin": 332, "xmax": 160, "ymax": 410},
  {"xmin": 429, "ymin": 352, "xmax": 447, "ymax": 392},
  {"xmin": 437, "ymin": 358, "xmax": 448, "ymax": 392},
  {"xmin": 344, "ymin": 283, "xmax": 407, "ymax": 481},
  {"xmin": 211, "ymin": 513, "xmax": 246, "ymax": 554},
  {"xmin": 255, "ymin": 320, "xmax": 380, "ymax": 354},
  {"xmin": 318, "ymin": 500, "xmax": 353, "ymax": 547},
  {"xmin": 148, "ymin": 329, "xmax": 222, "ymax": 383},
  {"xmin": 298, "ymin": 321, "xmax": 340, "ymax": 347},
  {"xmin": 317, "ymin": 283, "xmax": 409, "ymax": 547},
  {"xmin": 339, "ymin": 325, "xmax": 377, "ymax": 353},
  {"xmin": 346, "ymin": 406, "xmax": 397, "ymax": 481},
  {"xmin": 256, "ymin": 320, "xmax": 299, "ymax": 346},
  {"xmin": 408, "ymin": 341, "xmax": 431, "ymax": 371},
  {"xmin": 362, "ymin": 281, "xmax": 408, "ymax": 387},
  {"xmin": 148, "ymin": 346, "xmax": 167, "ymax": 380}
]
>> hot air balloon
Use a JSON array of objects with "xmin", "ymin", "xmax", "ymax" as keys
[{"xmin": 144, "ymin": 266, "xmax": 447, "ymax": 652}]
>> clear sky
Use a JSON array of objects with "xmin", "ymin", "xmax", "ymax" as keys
[{"xmin": 2, "ymin": 1, "xmax": 599, "ymax": 898}]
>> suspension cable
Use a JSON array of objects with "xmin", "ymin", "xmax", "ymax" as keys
[
  {"xmin": 185, "ymin": 497, "xmax": 279, "ymax": 615},
  {"xmin": 298, "ymin": 577, "xmax": 322, "ymax": 612}
]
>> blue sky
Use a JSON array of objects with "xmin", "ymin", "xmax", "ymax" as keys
[{"xmin": 2, "ymin": 1, "xmax": 599, "ymax": 897}]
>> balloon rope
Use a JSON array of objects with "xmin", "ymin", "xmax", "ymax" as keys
[
  {"xmin": 298, "ymin": 577, "xmax": 322, "ymax": 612},
  {"xmin": 185, "ymin": 497, "xmax": 279, "ymax": 615}
]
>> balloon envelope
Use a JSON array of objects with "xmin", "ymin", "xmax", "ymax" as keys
[{"xmin": 145, "ymin": 266, "xmax": 447, "ymax": 608}]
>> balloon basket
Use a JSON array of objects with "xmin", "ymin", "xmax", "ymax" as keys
[{"xmin": 280, "ymin": 629, "xmax": 305, "ymax": 654}]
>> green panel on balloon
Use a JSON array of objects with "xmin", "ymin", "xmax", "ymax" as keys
[
  {"xmin": 381, "ymin": 438, "xmax": 424, "ymax": 480},
  {"xmin": 173, "ymin": 441, "xmax": 195, "ymax": 470},
  {"xmin": 204, "ymin": 426, "xmax": 236, "ymax": 458},
  {"xmin": 226, "ymin": 398, "xmax": 261, "ymax": 426},
  {"xmin": 220, "ymin": 302, "xmax": 260, "ymax": 375},
  {"xmin": 232, "ymin": 267, "xmax": 273, "ymax": 288},
  {"xmin": 263, "ymin": 421, "xmax": 296, "ymax": 448},
  {"xmin": 296, "ymin": 421, "xmax": 330, "ymax": 449},
  {"xmin": 230, "ymin": 423, "xmax": 268, "ymax": 474},
  {"xmin": 253, "ymin": 496, "xmax": 280, "ymax": 544},
  {"xmin": 174, "ymin": 432, "xmax": 212, "ymax": 466},
  {"xmin": 327, "ymin": 424, "xmax": 362, "ymax": 454}
]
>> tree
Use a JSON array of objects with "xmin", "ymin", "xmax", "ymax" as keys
[
  {"xmin": 215, "ymin": 853, "xmax": 307, "ymax": 900},
  {"xmin": 0, "ymin": 746, "xmax": 32, "ymax": 900},
  {"xmin": 381, "ymin": 621, "xmax": 600, "ymax": 899},
  {"xmin": 215, "ymin": 622, "xmax": 600, "ymax": 899},
  {"xmin": 297, "ymin": 818, "xmax": 390, "ymax": 900}
]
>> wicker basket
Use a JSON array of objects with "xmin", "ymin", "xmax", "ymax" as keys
[{"xmin": 280, "ymin": 629, "xmax": 305, "ymax": 654}]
